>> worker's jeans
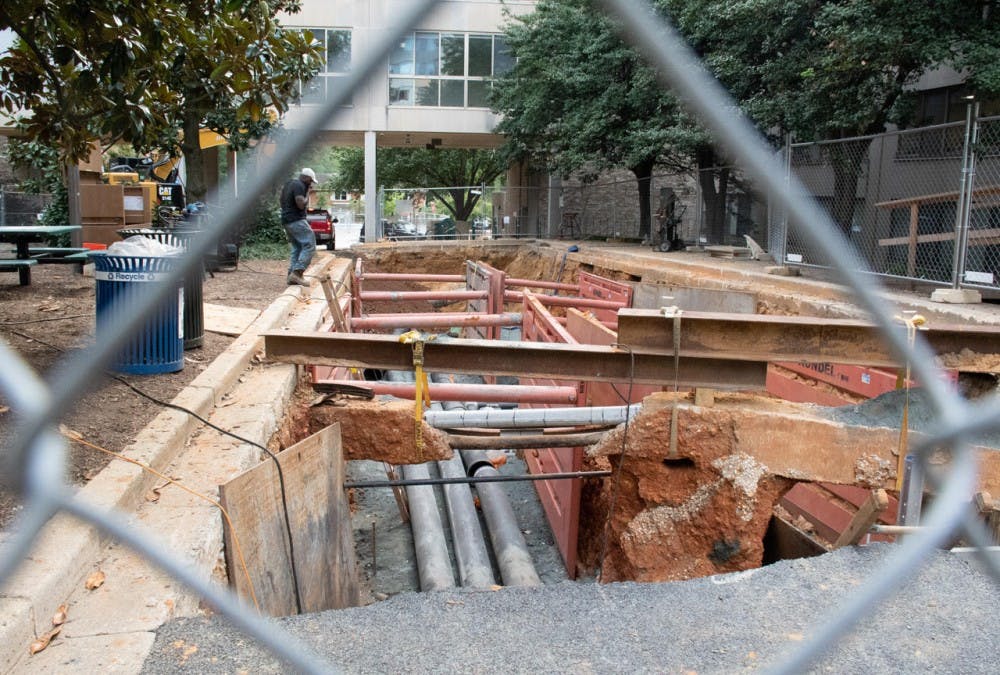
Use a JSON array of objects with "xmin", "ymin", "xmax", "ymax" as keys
[{"xmin": 284, "ymin": 219, "xmax": 316, "ymax": 274}]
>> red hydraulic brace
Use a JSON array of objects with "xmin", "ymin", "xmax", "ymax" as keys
[
  {"xmin": 351, "ymin": 312, "xmax": 522, "ymax": 330},
  {"xmin": 359, "ymin": 290, "xmax": 488, "ymax": 302},
  {"xmin": 504, "ymin": 290, "xmax": 626, "ymax": 311},
  {"xmin": 505, "ymin": 277, "xmax": 580, "ymax": 293}
]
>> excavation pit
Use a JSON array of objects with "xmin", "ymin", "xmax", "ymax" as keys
[{"xmin": 248, "ymin": 239, "xmax": 1000, "ymax": 605}]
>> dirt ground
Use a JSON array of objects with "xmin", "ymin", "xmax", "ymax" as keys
[{"xmin": 0, "ymin": 257, "xmax": 290, "ymax": 529}]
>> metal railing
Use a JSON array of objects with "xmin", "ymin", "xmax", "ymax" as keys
[{"xmin": 0, "ymin": 1, "xmax": 997, "ymax": 674}]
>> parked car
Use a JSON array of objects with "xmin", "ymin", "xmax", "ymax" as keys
[
  {"xmin": 384, "ymin": 220, "xmax": 417, "ymax": 239},
  {"xmin": 306, "ymin": 209, "xmax": 337, "ymax": 250}
]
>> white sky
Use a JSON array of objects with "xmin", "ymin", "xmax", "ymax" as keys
[{"xmin": 0, "ymin": 29, "xmax": 13, "ymax": 55}]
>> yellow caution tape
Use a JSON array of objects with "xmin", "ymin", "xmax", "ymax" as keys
[{"xmin": 893, "ymin": 314, "xmax": 926, "ymax": 490}]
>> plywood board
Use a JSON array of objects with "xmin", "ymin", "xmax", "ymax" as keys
[
  {"xmin": 219, "ymin": 424, "xmax": 359, "ymax": 616},
  {"xmin": 204, "ymin": 303, "xmax": 261, "ymax": 336}
]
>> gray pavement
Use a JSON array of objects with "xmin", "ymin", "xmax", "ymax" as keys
[{"xmin": 142, "ymin": 545, "xmax": 999, "ymax": 674}]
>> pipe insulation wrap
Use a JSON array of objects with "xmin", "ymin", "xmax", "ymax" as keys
[{"xmin": 425, "ymin": 403, "xmax": 642, "ymax": 429}]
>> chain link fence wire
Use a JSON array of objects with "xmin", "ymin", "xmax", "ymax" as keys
[
  {"xmin": 962, "ymin": 115, "xmax": 1000, "ymax": 290},
  {"xmin": 0, "ymin": 186, "xmax": 53, "ymax": 226},
  {"xmin": 0, "ymin": 0, "xmax": 998, "ymax": 673}
]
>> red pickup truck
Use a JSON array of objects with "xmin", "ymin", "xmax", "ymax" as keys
[{"xmin": 306, "ymin": 209, "xmax": 337, "ymax": 250}]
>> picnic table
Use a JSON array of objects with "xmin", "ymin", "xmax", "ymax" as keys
[{"xmin": 0, "ymin": 225, "xmax": 84, "ymax": 285}]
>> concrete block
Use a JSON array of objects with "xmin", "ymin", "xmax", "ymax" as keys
[
  {"xmin": 930, "ymin": 288, "xmax": 982, "ymax": 304},
  {"xmin": 633, "ymin": 283, "xmax": 756, "ymax": 314}
]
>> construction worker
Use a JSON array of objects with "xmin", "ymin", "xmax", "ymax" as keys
[{"xmin": 280, "ymin": 168, "xmax": 317, "ymax": 286}]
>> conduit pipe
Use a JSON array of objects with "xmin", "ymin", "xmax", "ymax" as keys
[
  {"xmin": 424, "ymin": 403, "xmax": 641, "ymax": 429},
  {"xmin": 351, "ymin": 312, "xmax": 522, "ymax": 330},
  {"xmin": 387, "ymin": 370, "xmax": 455, "ymax": 591},
  {"xmin": 462, "ymin": 449, "xmax": 542, "ymax": 587},
  {"xmin": 315, "ymin": 380, "xmax": 578, "ymax": 405}
]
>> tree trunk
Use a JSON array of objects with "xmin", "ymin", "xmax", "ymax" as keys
[
  {"xmin": 826, "ymin": 139, "xmax": 870, "ymax": 238},
  {"xmin": 181, "ymin": 109, "xmax": 207, "ymax": 203},
  {"xmin": 631, "ymin": 158, "xmax": 655, "ymax": 239},
  {"xmin": 697, "ymin": 148, "xmax": 729, "ymax": 245}
]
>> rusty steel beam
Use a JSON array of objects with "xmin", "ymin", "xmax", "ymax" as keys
[
  {"xmin": 617, "ymin": 309, "xmax": 1000, "ymax": 369},
  {"xmin": 359, "ymin": 290, "xmax": 488, "ymax": 302},
  {"xmin": 350, "ymin": 312, "xmax": 522, "ymax": 330},
  {"xmin": 263, "ymin": 331, "xmax": 767, "ymax": 389},
  {"xmin": 312, "ymin": 379, "xmax": 579, "ymax": 404}
]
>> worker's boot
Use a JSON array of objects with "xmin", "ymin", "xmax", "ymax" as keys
[{"xmin": 287, "ymin": 270, "xmax": 308, "ymax": 286}]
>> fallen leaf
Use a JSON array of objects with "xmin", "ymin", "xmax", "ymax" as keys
[
  {"xmin": 145, "ymin": 489, "xmax": 161, "ymax": 503},
  {"xmin": 28, "ymin": 626, "xmax": 61, "ymax": 655},
  {"xmin": 37, "ymin": 301, "xmax": 62, "ymax": 313},
  {"xmin": 183, "ymin": 645, "xmax": 198, "ymax": 658},
  {"xmin": 59, "ymin": 424, "xmax": 83, "ymax": 441},
  {"xmin": 786, "ymin": 632, "xmax": 804, "ymax": 642},
  {"xmin": 0, "ymin": 405, "xmax": 9, "ymax": 414},
  {"xmin": 51, "ymin": 604, "xmax": 67, "ymax": 626},
  {"xmin": 488, "ymin": 454, "xmax": 507, "ymax": 470},
  {"xmin": 490, "ymin": 584, "xmax": 502, "ymax": 591},
  {"xmin": 445, "ymin": 599, "xmax": 464, "ymax": 606},
  {"xmin": 85, "ymin": 569, "xmax": 106, "ymax": 590}
]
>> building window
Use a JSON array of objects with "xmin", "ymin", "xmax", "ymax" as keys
[
  {"xmin": 388, "ymin": 32, "xmax": 513, "ymax": 108},
  {"xmin": 291, "ymin": 28, "xmax": 352, "ymax": 105}
]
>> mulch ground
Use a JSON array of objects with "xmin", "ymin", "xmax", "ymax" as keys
[{"xmin": 0, "ymin": 258, "xmax": 290, "ymax": 529}]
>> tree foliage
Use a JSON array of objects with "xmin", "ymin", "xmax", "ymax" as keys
[
  {"xmin": 333, "ymin": 147, "xmax": 507, "ymax": 222},
  {"xmin": 0, "ymin": 1, "xmax": 321, "ymax": 200},
  {"xmin": 494, "ymin": 0, "xmax": 1000, "ymax": 240}
]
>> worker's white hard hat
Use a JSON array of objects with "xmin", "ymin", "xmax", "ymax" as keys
[{"xmin": 300, "ymin": 168, "xmax": 317, "ymax": 181}]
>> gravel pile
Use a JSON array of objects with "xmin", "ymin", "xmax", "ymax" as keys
[{"xmin": 142, "ymin": 545, "xmax": 998, "ymax": 673}]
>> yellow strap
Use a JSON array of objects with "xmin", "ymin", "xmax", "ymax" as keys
[
  {"xmin": 400, "ymin": 331, "xmax": 437, "ymax": 461},
  {"xmin": 662, "ymin": 306, "xmax": 683, "ymax": 458},
  {"xmin": 892, "ymin": 314, "xmax": 926, "ymax": 491}
]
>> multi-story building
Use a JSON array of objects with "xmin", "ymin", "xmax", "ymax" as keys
[{"xmin": 279, "ymin": 1, "xmax": 538, "ymax": 233}]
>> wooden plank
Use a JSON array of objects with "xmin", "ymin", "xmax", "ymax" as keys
[
  {"xmin": 907, "ymin": 204, "xmax": 918, "ymax": 277},
  {"xmin": 974, "ymin": 491, "xmax": 1000, "ymax": 545},
  {"xmin": 878, "ymin": 226, "xmax": 1000, "ymax": 248},
  {"xmin": 875, "ymin": 184, "xmax": 1000, "ymax": 208},
  {"xmin": 219, "ymin": 424, "xmax": 359, "ymax": 616},
  {"xmin": 204, "ymin": 302, "xmax": 261, "ymax": 336},
  {"xmin": 834, "ymin": 489, "xmax": 889, "ymax": 548}
]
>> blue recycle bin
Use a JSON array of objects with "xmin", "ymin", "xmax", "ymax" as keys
[{"xmin": 91, "ymin": 253, "xmax": 184, "ymax": 375}]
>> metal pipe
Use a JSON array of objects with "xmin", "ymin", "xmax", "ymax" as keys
[
  {"xmin": 360, "ymin": 273, "xmax": 465, "ymax": 283},
  {"xmin": 436, "ymin": 452, "xmax": 496, "ymax": 588},
  {"xmin": 461, "ymin": 450, "xmax": 542, "ymax": 587},
  {"xmin": 504, "ymin": 277, "xmax": 580, "ymax": 292},
  {"xmin": 447, "ymin": 431, "xmax": 606, "ymax": 449},
  {"xmin": 401, "ymin": 462, "xmax": 456, "ymax": 591},
  {"xmin": 425, "ymin": 403, "xmax": 641, "ymax": 429},
  {"xmin": 359, "ymin": 290, "xmax": 488, "ymax": 302},
  {"xmin": 351, "ymin": 312, "xmax": 522, "ymax": 330},
  {"xmin": 504, "ymin": 290, "xmax": 624, "ymax": 310},
  {"xmin": 387, "ymin": 369, "xmax": 455, "ymax": 591},
  {"xmin": 314, "ymin": 380, "xmax": 578, "ymax": 405},
  {"xmin": 344, "ymin": 470, "xmax": 613, "ymax": 489}
]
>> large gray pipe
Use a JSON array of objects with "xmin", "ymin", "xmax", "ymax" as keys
[
  {"xmin": 430, "ymin": 374, "xmax": 496, "ymax": 588},
  {"xmin": 388, "ymin": 369, "xmax": 455, "ymax": 591},
  {"xmin": 461, "ymin": 449, "xmax": 542, "ymax": 587}
]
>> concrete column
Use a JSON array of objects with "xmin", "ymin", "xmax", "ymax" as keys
[
  {"xmin": 546, "ymin": 175, "xmax": 562, "ymax": 239},
  {"xmin": 364, "ymin": 131, "xmax": 377, "ymax": 238}
]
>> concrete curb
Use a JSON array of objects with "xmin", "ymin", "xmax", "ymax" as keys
[{"xmin": 0, "ymin": 255, "xmax": 345, "ymax": 670}]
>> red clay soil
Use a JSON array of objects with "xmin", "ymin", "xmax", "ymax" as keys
[{"xmin": 578, "ymin": 401, "xmax": 791, "ymax": 583}]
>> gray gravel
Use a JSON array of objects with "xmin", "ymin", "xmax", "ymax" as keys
[{"xmin": 142, "ymin": 545, "xmax": 999, "ymax": 674}]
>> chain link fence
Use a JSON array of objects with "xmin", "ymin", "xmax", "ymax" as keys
[
  {"xmin": 0, "ymin": 1, "xmax": 997, "ymax": 673},
  {"xmin": 0, "ymin": 186, "xmax": 53, "ymax": 226},
  {"xmin": 781, "ymin": 113, "xmax": 1000, "ymax": 292}
]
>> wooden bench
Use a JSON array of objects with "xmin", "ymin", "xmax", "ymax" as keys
[{"xmin": 0, "ymin": 258, "xmax": 39, "ymax": 286}]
